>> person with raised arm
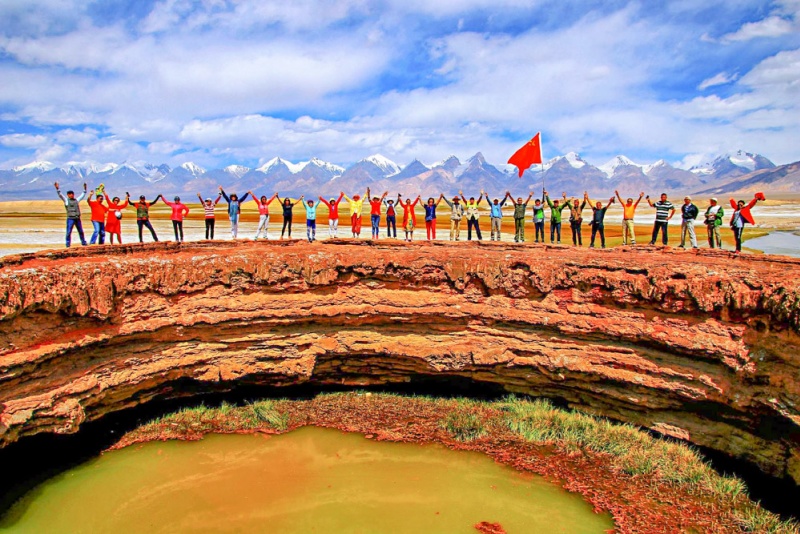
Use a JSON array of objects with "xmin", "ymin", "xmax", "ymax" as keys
[
  {"xmin": 646, "ymin": 193, "xmax": 675, "ymax": 246},
  {"xmin": 105, "ymin": 192, "xmax": 130, "ymax": 245},
  {"xmin": 86, "ymin": 189, "xmax": 109, "ymax": 245},
  {"xmin": 248, "ymin": 191, "xmax": 278, "ymax": 240},
  {"xmin": 398, "ymin": 194, "xmax": 421, "ymax": 242},
  {"xmin": 488, "ymin": 192, "xmax": 507, "ymax": 241},
  {"xmin": 506, "ymin": 191, "xmax": 533, "ymax": 242},
  {"xmin": 424, "ymin": 194, "xmax": 444, "ymax": 240},
  {"xmin": 460, "ymin": 190, "xmax": 485, "ymax": 241},
  {"xmin": 615, "ymin": 190, "xmax": 644, "ymax": 246},
  {"xmin": 128, "ymin": 194, "xmax": 162, "ymax": 243},
  {"xmin": 343, "ymin": 189, "xmax": 367, "ymax": 238},
  {"xmin": 197, "ymin": 193, "xmax": 221, "ymax": 240},
  {"xmin": 532, "ymin": 195, "xmax": 546, "ymax": 243},
  {"xmin": 304, "ymin": 197, "xmax": 320, "ymax": 242},
  {"xmin": 54, "ymin": 181, "xmax": 88, "ymax": 248},
  {"xmin": 544, "ymin": 190, "xmax": 568, "ymax": 244},
  {"xmin": 278, "ymin": 194, "xmax": 304, "ymax": 239},
  {"xmin": 443, "ymin": 194, "xmax": 465, "ymax": 241},
  {"xmin": 366, "ymin": 187, "xmax": 388, "ymax": 240},
  {"xmin": 703, "ymin": 197, "xmax": 724, "ymax": 249},
  {"xmin": 565, "ymin": 194, "xmax": 588, "ymax": 246},
  {"xmin": 319, "ymin": 192, "xmax": 345, "ymax": 238},
  {"xmin": 678, "ymin": 196, "xmax": 700, "ymax": 249},
  {"xmin": 219, "ymin": 187, "xmax": 250, "ymax": 239},
  {"xmin": 384, "ymin": 195, "xmax": 398, "ymax": 238},
  {"xmin": 729, "ymin": 192, "xmax": 765, "ymax": 254},
  {"xmin": 161, "ymin": 195, "xmax": 190, "ymax": 242},
  {"xmin": 585, "ymin": 191, "xmax": 615, "ymax": 249}
]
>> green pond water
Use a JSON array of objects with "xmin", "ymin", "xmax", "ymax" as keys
[{"xmin": 0, "ymin": 427, "xmax": 614, "ymax": 533}]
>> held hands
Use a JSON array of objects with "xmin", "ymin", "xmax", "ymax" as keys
[
  {"xmin": 83, "ymin": 183, "xmax": 88, "ymax": 191},
  {"xmin": 54, "ymin": 182, "xmax": 60, "ymax": 189},
  {"xmin": 639, "ymin": 192, "xmax": 645, "ymax": 197}
]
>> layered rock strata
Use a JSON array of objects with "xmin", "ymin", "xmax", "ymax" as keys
[{"xmin": 0, "ymin": 240, "xmax": 798, "ymax": 484}]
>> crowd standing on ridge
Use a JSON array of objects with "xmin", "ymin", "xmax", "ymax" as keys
[{"xmin": 53, "ymin": 182, "xmax": 767, "ymax": 254}]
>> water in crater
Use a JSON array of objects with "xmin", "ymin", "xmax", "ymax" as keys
[{"xmin": 0, "ymin": 427, "xmax": 614, "ymax": 533}]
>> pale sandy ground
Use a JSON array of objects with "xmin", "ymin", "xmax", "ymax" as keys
[{"xmin": 0, "ymin": 199, "xmax": 798, "ymax": 257}]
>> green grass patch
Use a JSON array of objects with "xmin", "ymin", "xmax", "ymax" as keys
[
  {"xmin": 440, "ymin": 409, "xmax": 487, "ymax": 442},
  {"xmin": 248, "ymin": 400, "xmax": 289, "ymax": 431}
]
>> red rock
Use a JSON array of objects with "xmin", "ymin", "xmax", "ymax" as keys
[{"xmin": 0, "ymin": 240, "xmax": 799, "ymax": 484}]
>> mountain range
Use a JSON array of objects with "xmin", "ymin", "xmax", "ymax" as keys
[{"xmin": 1, "ymin": 150, "xmax": 795, "ymax": 201}]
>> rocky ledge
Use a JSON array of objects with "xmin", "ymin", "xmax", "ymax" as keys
[{"xmin": 0, "ymin": 240, "xmax": 798, "ymax": 484}]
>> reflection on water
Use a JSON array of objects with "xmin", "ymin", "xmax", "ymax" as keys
[
  {"xmin": 745, "ymin": 231, "xmax": 800, "ymax": 257},
  {"xmin": 0, "ymin": 427, "xmax": 613, "ymax": 533}
]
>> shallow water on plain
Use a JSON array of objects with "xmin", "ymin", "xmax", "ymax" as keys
[{"xmin": 0, "ymin": 427, "xmax": 613, "ymax": 533}]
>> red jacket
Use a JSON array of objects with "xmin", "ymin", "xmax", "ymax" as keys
[
  {"xmin": 320, "ymin": 193, "xmax": 345, "ymax": 220},
  {"xmin": 730, "ymin": 198, "xmax": 757, "ymax": 225},
  {"xmin": 369, "ymin": 199, "xmax": 383, "ymax": 216}
]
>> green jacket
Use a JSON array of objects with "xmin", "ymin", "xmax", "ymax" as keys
[
  {"xmin": 513, "ymin": 202, "xmax": 528, "ymax": 219},
  {"xmin": 704, "ymin": 205, "xmax": 725, "ymax": 227},
  {"xmin": 545, "ymin": 196, "xmax": 568, "ymax": 223}
]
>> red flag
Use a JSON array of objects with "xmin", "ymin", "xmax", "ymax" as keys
[{"xmin": 508, "ymin": 133, "xmax": 542, "ymax": 178}]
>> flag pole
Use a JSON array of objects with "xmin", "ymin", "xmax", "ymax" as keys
[{"xmin": 539, "ymin": 131, "xmax": 545, "ymax": 195}]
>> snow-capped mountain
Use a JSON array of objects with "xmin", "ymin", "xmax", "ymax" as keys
[
  {"xmin": 690, "ymin": 151, "xmax": 775, "ymax": 177},
  {"xmin": 0, "ymin": 151, "xmax": 786, "ymax": 200}
]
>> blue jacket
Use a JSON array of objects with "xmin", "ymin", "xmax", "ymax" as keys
[{"xmin": 489, "ymin": 199, "xmax": 506, "ymax": 218}]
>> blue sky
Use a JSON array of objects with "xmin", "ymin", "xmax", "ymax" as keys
[{"xmin": 0, "ymin": 0, "xmax": 798, "ymax": 171}]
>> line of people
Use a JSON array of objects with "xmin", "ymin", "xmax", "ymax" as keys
[{"xmin": 53, "ymin": 182, "xmax": 765, "ymax": 253}]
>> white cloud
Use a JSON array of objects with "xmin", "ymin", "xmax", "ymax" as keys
[
  {"xmin": 721, "ymin": 15, "xmax": 795, "ymax": 42},
  {"xmin": 0, "ymin": 133, "xmax": 49, "ymax": 148},
  {"xmin": 698, "ymin": 72, "xmax": 739, "ymax": 90}
]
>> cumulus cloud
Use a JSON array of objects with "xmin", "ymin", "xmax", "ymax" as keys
[
  {"xmin": 0, "ymin": 133, "xmax": 49, "ymax": 148},
  {"xmin": 0, "ymin": 0, "xmax": 799, "ymax": 170}
]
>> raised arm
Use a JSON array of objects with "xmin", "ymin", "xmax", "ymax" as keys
[
  {"xmin": 583, "ymin": 192, "xmax": 593, "ymax": 206},
  {"xmin": 544, "ymin": 192, "xmax": 554, "ymax": 208},
  {"xmin": 292, "ymin": 195, "xmax": 305, "ymax": 206},
  {"xmin": 319, "ymin": 196, "xmax": 331, "ymax": 208},
  {"xmin": 412, "ymin": 195, "xmax": 420, "ymax": 207},
  {"xmin": 238, "ymin": 191, "xmax": 250, "ymax": 203},
  {"xmin": 380, "ymin": 191, "xmax": 388, "ymax": 201},
  {"xmin": 436, "ymin": 194, "xmax": 444, "ymax": 206},
  {"xmin": 443, "ymin": 196, "xmax": 454, "ymax": 208},
  {"xmin": 647, "ymin": 195, "xmax": 655, "ymax": 208},
  {"xmin": 604, "ymin": 197, "xmax": 615, "ymax": 209},
  {"xmin": 219, "ymin": 187, "xmax": 230, "ymax": 203},
  {"xmin": 161, "ymin": 196, "xmax": 174, "ymax": 207},
  {"xmin": 459, "ymin": 190, "xmax": 467, "ymax": 204},
  {"xmin": 634, "ymin": 192, "xmax": 644, "ymax": 207},
  {"xmin": 75, "ymin": 183, "xmax": 87, "ymax": 202},
  {"xmin": 249, "ymin": 191, "xmax": 259, "ymax": 205},
  {"xmin": 526, "ymin": 192, "xmax": 533, "ymax": 204},
  {"xmin": 197, "ymin": 193, "xmax": 204, "ymax": 203},
  {"xmin": 615, "ymin": 190, "xmax": 624, "ymax": 204},
  {"xmin": 54, "ymin": 183, "xmax": 67, "ymax": 205}
]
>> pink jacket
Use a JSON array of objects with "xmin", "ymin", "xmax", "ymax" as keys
[{"xmin": 164, "ymin": 200, "xmax": 189, "ymax": 222}]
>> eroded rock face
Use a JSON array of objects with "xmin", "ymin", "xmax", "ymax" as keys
[{"xmin": 0, "ymin": 240, "xmax": 799, "ymax": 483}]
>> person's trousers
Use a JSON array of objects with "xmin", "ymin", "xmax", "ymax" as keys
[
  {"xmin": 371, "ymin": 214, "xmax": 381, "ymax": 237},
  {"xmin": 467, "ymin": 218, "xmax": 482, "ymax": 240},
  {"xmin": 426, "ymin": 219, "xmax": 436, "ymax": 240},
  {"xmin": 707, "ymin": 224, "xmax": 721, "ymax": 248},
  {"xmin": 590, "ymin": 223, "xmax": 605, "ymax": 248},
  {"xmin": 386, "ymin": 215, "xmax": 397, "ymax": 238},
  {"xmin": 256, "ymin": 214, "xmax": 269, "ymax": 239},
  {"xmin": 450, "ymin": 219, "xmax": 461, "ymax": 240},
  {"xmin": 137, "ymin": 219, "xmax": 158, "ymax": 242},
  {"xmin": 514, "ymin": 217, "xmax": 525, "ymax": 242},
  {"xmin": 534, "ymin": 220, "xmax": 545, "ymax": 242},
  {"xmin": 90, "ymin": 220, "xmax": 105, "ymax": 245},
  {"xmin": 172, "ymin": 220, "xmax": 184, "ymax": 241},
  {"xmin": 230, "ymin": 215, "xmax": 239, "ymax": 239},
  {"xmin": 571, "ymin": 220, "xmax": 582, "ymax": 246},
  {"xmin": 282, "ymin": 216, "xmax": 293, "ymax": 237},
  {"xmin": 680, "ymin": 220, "xmax": 697, "ymax": 248},
  {"xmin": 329, "ymin": 218, "xmax": 338, "ymax": 238},
  {"xmin": 205, "ymin": 218, "xmax": 215, "ymax": 239},
  {"xmin": 650, "ymin": 221, "xmax": 668, "ymax": 245},
  {"xmin": 307, "ymin": 220, "xmax": 316, "ymax": 240},
  {"xmin": 490, "ymin": 217, "xmax": 502, "ymax": 240},
  {"xmin": 66, "ymin": 218, "xmax": 87, "ymax": 247},
  {"xmin": 622, "ymin": 219, "xmax": 635, "ymax": 245},
  {"xmin": 550, "ymin": 221, "xmax": 561, "ymax": 243},
  {"xmin": 351, "ymin": 214, "xmax": 361, "ymax": 235},
  {"xmin": 733, "ymin": 226, "xmax": 744, "ymax": 252}
]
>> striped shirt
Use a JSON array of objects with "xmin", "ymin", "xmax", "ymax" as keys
[
  {"xmin": 203, "ymin": 204, "xmax": 216, "ymax": 218},
  {"xmin": 654, "ymin": 201, "xmax": 674, "ymax": 222}
]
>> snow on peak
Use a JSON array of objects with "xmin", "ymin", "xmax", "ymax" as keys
[
  {"xmin": 643, "ymin": 159, "xmax": 669, "ymax": 174},
  {"xmin": 363, "ymin": 154, "xmax": 401, "ymax": 175},
  {"xmin": 180, "ymin": 162, "xmax": 206, "ymax": 176},
  {"xmin": 564, "ymin": 152, "xmax": 587, "ymax": 169},
  {"xmin": 432, "ymin": 155, "xmax": 460, "ymax": 168},
  {"xmin": 256, "ymin": 157, "xmax": 303, "ymax": 174},
  {"xmin": 599, "ymin": 155, "xmax": 640, "ymax": 177},
  {"xmin": 13, "ymin": 161, "xmax": 56, "ymax": 173},
  {"xmin": 727, "ymin": 151, "xmax": 757, "ymax": 171},
  {"xmin": 307, "ymin": 157, "xmax": 345, "ymax": 174},
  {"xmin": 224, "ymin": 165, "xmax": 250, "ymax": 178}
]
